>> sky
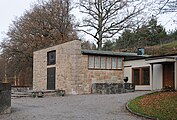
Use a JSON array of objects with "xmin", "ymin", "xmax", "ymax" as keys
[
  {"xmin": 0, "ymin": 0, "xmax": 177, "ymax": 42},
  {"xmin": 0, "ymin": 0, "xmax": 37, "ymax": 41}
]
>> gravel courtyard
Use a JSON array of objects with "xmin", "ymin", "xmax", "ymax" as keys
[{"xmin": 0, "ymin": 91, "xmax": 150, "ymax": 120}]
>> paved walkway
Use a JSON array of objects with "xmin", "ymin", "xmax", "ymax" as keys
[{"xmin": 0, "ymin": 91, "xmax": 150, "ymax": 120}]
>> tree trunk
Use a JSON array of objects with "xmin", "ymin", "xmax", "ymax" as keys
[{"xmin": 98, "ymin": 0, "xmax": 103, "ymax": 50}]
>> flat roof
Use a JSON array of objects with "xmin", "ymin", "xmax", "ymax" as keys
[
  {"xmin": 81, "ymin": 50, "xmax": 143, "ymax": 57},
  {"xmin": 146, "ymin": 57, "xmax": 176, "ymax": 64},
  {"xmin": 125, "ymin": 53, "xmax": 177, "ymax": 61}
]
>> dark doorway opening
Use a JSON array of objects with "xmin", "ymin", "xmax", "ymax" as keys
[
  {"xmin": 163, "ymin": 63, "xmax": 174, "ymax": 90},
  {"xmin": 47, "ymin": 67, "xmax": 56, "ymax": 90}
]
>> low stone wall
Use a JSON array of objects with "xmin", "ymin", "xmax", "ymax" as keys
[
  {"xmin": 91, "ymin": 83, "xmax": 135, "ymax": 94},
  {"xmin": 0, "ymin": 83, "xmax": 11, "ymax": 114}
]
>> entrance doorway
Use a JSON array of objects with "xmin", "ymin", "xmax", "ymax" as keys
[
  {"xmin": 163, "ymin": 63, "xmax": 174, "ymax": 89},
  {"xmin": 47, "ymin": 67, "xmax": 56, "ymax": 90}
]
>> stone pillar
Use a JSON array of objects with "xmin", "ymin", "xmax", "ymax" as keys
[
  {"xmin": 150, "ymin": 64, "xmax": 153, "ymax": 91},
  {"xmin": 0, "ymin": 83, "xmax": 11, "ymax": 114},
  {"xmin": 174, "ymin": 61, "xmax": 177, "ymax": 90}
]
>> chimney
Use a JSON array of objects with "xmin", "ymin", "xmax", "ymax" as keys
[{"xmin": 137, "ymin": 48, "xmax": 144, "ymax": 55}]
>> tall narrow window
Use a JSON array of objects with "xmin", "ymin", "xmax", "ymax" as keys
[
  {"xmin": 47, "ymin": 50, "xmax": 56, "ymax": 65},
  {"xmin": 112, "ymin": 57, "xmax": 117, "ymax": 69},
  {"xmin": 118, "ymin": 57, "xmax": 122, "ymax": 69},
  {"xmin": 95, "ymin": 56, "xmax": 100, "ymax": 68},
  {"xmin": 133, "ymin": 68, "xmax": 140, "ymax": 85},
  {"xmin": 106, "ymin": 57, "xmax": 111, "ymax": 69},
  {"xmin": 101, "ymin": 56, "xmax": 106, "ymax": 69},
  {"xmin": 142, "ymin": 67, "xmax": 150, "ymax": 85},
  {"xmin": 47, "ymin": 67, "xmax": 56, "ymax": 90},
  {"xmin": 88, "ymin": 56, "xmax": 94, "ymax": 68}
]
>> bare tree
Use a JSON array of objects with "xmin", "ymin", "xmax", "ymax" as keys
[
  {"xmin": 77, "ymin": 0, "xmax": 153, "ymax": 50},
  {"xmin": 1, "ymin": 0, "xmax": 77, "ymax": 86},
  {"xmin": 159, "ymin": 0, "xmax": 177, "ymax": 12},
  {"xmin": 81, "ymin": 40, "xmax": 96, "ymax": 50}
]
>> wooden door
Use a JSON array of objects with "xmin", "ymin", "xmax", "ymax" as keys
[
  {"xmin": 163, "ymin": 63, "xmax": 174, "ymax": 89},
  {"xmin": 47, "ymin": 67, "xmax": 56, "ymax": 90}
]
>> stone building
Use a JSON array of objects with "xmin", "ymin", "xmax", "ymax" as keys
[{"xmin": 33, "ymin": 40, "xmax": 141, "ymax": 94}]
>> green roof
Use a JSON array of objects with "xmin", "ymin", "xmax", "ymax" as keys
[{"xmin": 81, "ymin": 50, "xmax": 143, "ymax": 57}]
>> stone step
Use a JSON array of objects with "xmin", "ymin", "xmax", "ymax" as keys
[{"xmin": 11, "ymin": 93, "xmax": 31, "ymax": 98}]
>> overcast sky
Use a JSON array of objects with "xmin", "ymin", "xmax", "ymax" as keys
[
  {"xmin": 0, "ymin": 0, "xmax": 177, "ymax": 42},
  {"xmin": 0, "ymin": 0, "xmax": 37, "ymax": 41}
]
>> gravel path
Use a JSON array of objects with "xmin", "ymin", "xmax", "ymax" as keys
[{"xmin": 0, "ymin": 91, "xmax": 150, "ymax": 120}]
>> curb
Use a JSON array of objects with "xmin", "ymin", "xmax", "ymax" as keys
[{"xmin": 126, "ymin": 100, "xmax": 158, "ymax": 120}]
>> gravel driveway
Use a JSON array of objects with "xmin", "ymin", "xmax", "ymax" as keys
[{"xmin": 0, "ymin": 91, "xmax": 150, "ymax": 120}]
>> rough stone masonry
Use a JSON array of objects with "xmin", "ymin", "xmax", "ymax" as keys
[{"xmin": 0, "ymin": 83, "xmax": 11, "ymax": 114}]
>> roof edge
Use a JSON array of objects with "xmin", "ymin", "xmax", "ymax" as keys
[{"xmin": 81, "ymin": 49, "xmax": 145, "ymax": 57}]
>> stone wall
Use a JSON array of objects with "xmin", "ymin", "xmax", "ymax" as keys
[
  {"xmin": 91, "ymin": 83, "xmax": 135, "ymax": 94},
  {"xmin": 33, "ymin": 40, "xmax": 124, "ymax": 95},
  {"xmin": 0, "ymin": 83, "xmax": 11, "ymax": 114},
  {"xmin": 78, "ymin": 55, "xmax": 124, "ymax": 94},
  {"xmin": 33, "ymin": 40, "xmax": 82, "ymax": 94}
]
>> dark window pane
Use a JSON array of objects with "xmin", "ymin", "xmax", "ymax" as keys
[
  {"xmin": 47, "ymin": 67, "xmax": 56, "ymax": 90},
  {"xmin": 47, "ymin": 50, "xmax": 56, "ymax": 65},
  {"xmin": 133, "ymin": 69, "xmax": 140, "ymax": 85},
  {"xmin": 142, "ymin": 67, "xmax": 150, "ymax": 85}
]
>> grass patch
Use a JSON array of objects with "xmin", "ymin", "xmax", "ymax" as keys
[
  {"xmin": 128, "ymin": 91, "xmax": 177, "ymax": 120},
  {"xmin": 160, "ymin": 41, "xmax": 177, "ymax": 54},
  {"xmin": 162, "ymin": 41, "xmax": 177, "ymax": 48}
]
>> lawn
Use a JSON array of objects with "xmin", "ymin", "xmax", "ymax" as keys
[{"xmin": 128, "ymin": 91, "xmax": 177, "ymax": 120}]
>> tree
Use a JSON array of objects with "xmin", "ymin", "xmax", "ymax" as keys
[
  {"xmin": 81, "ymin": 40, "xmax": 96, "ymax": 50},
  {"xmin": 159, "ymin": 0, "xmax": 177, "ymax": 12},
  {"xmin": 102, "ymin": 40, "xmax": 115, "ymax": 51},
  {"xmin": 1, "ymin": 0, "xmax": 77, "ymax": 86},
  {"xmin": 77, "ymin": 0, "xmax": 153, "ymax": 50},
  {"xmin": 116, "ymin": 18, "xmax": 167, "ymax": 49},
  {"xmin": 145, "ymin": 18, "xmax": 167, "ymax": 45}
]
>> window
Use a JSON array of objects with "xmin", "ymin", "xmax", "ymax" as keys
[
  {"xmin": 133, "ymin": 69, "xmax": 140, "ymax": 85},
  {"xmin": 112, "ymin": 57, "xmax": 117, "ymax": 69},
  {"xmin": 142, "ymin": 67, "xmax": 150, "ymax": 85},
  {"xmin": 88, "ymin": 56, "xmax": 94, "ymax": 68},
  {"xmin": 101, "ymin": 57, "xmax": 106, "ymax": 69},
  {"xmin": 95, "ymin": 56, "xmax": 100, "ymax": 68},
  {"xmin": 88, "ymin": 55, "xmax": 123, "ymax": 70},
  {"xmin": 47, "ymin": 50, "xmax": 56, "ymax": 65},
  {"xmin": 132, "ymin": 67, "xmax": 150, "ymax": 85},
  {"xmin": 106, "ymin": 57, "xmax": 111, "ymax": 69},
  {"xmin": 118, "ymin": 58, "xmax": 122, "ymax": 69}
]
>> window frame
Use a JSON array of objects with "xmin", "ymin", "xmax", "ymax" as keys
[
  {"xmin": 88, "ymin": 55, "xmax": 123, "ymax": 70},
  {"xmin": 47, "ymin": 50, "xmax": 56, "ymax": 65},
  {"xmin": 132, "ymin": 66, "xmax": 150, "ymax": 85}
]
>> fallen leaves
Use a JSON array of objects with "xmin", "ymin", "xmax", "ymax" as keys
[{"xmin": 135, "ymin": 91, "xmax": 177, "ymax": 120}]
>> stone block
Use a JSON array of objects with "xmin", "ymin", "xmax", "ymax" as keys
[{"xmin": 0, "ymin": 83, "xmax": 11, "ymax": 114}]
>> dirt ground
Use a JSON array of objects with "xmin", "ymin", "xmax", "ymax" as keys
[{"xmin": 0, "ymin": 91, "xmax": 150, "ymax": 120}]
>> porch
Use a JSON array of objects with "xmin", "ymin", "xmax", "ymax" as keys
[{"xmin": 146, "ymin": 56, "xmax": 177, "ymax": 90}]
